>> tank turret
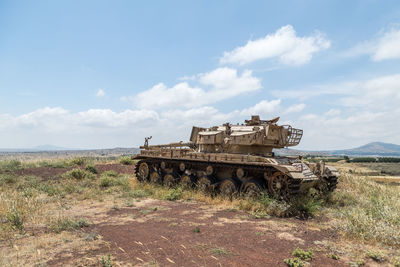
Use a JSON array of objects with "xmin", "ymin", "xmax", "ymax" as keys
[{"xmin": 190, "ymin": 115, "xmax": 303, "ymax": 156}]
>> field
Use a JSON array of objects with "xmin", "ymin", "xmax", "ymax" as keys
[{"xmin": 0, "ymin": 155, "xmax": 399, "ymax": 266}]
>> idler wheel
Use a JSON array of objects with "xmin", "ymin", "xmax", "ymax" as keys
[
  {"xmin": 219, "ymin": 178, "xmax": 238, "ymax": 198},
  {"xmin": 240, "ymin": 179, "xmax": 263, "ymax": 198},
  {"xmin": 150, "ymin": 171, "xmax": 162, "ymax": 184},
  {"xmin": 180, "ymin": 174, "xmax": 194, "ymax": 188},
  {"xmin": 197, "ymin": 176, "xmax": 213, "ymax": 193},
  {"xmin": 163, "ymin": 173, "xmax": 177, "ymax": 188},
  {"xmin": 137, "ymin": 162, "xmax": 149, "ymax": 181},
  {"xmin": 268, "ymin": 171, "xmax": 290, "ymax": 200}
]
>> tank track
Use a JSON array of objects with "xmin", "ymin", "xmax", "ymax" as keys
[{"xmin": 135, "ymin": 158, "xmax": 304, "ymax": 200}]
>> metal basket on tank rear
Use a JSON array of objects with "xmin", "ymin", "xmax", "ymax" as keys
[{"xmin": 284, "ymin": 125, "xmax": 303, "ymax": 146}]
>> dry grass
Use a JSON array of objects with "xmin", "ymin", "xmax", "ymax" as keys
[
  {"xmin": 1, "ymin": 157, "xmax": 400, "ymax": 266},
  {"xmin": 327, "ymin": 171, "xmax": 400, "ymax": 248}
]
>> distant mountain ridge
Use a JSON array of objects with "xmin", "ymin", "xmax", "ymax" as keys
[
  {"xmin": 328, "ymin": 142, "xmax": 400, "ymax": 156},
  {"xmin": 275, "ymin": 142, "xmax": 400, "ymax": 157},
  {"xmin": 1, "ymin": 142, "xmax": 399, "ymax": 157}
]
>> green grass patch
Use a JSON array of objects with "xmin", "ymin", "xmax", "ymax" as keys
[
  {"xmin": 164, "ymin": 188, "xmax": 182, "ymax": 201},
  {"xmin": 119, "ymin": 156, "xmax": 134, "ymax": 165},
  {"xmin": 49, "ymin": 217, "xmax": 89, "ymax": 233},
  {"xmin": 284, "ymin": 257, "xmax": 304, "ymax": 267},
  {"xmin": 365, "ymin": 250, "xmax": 386, "ymax": 262},
  {"xmin": 0, "ymin": 160, "xmax": 22, "ymax": 172}
]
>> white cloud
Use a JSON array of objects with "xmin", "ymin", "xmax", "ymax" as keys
[
  {"xmin": 346, "ymin": 27, "xmax": 400, "ymax": 61},
  {"xmin": 324, "ymin": 109, "xmax": 341, "ymax": 116},
  {"xmin": 339, "ymin": 74, "xmax": 400, "ymax": 108},
  {"xmin": 240, "ymin": 99, "xmax": 281, "ymax": 117},
  {"xmin": 297, "ymin": 109, "xmax": 400, "ymax": 150},
  {"xmin": 96, "ymin": 89, "xmax": 105, "ymax": 97},
  {"xmin": 273, "ymin": 73, "xmax": 400, "ymax": 110},
  {"xmin": 220, "ymin": 25, "xmax": 330, "ymax": 66},
  {"xmin": 284, "ymin": 103, "xmax": 306, "ymax": 114},
  {"xmin": 132, "ymin": 67, "xmax": 261, "ymax": 109}
]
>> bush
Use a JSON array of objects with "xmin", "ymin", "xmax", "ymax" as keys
[
  {"xmin": 120, "ymin": 156, "xmax": 133, "ymax": 165},
  {"xmin": 100, "ymin": 254, "xmax": 113, "ymax": 267},
  {"xmin": 85, "ymin": 165, "xmax": 98, "ymax": 174},
  {"xmin": 69, "ymin": 157, "xmax": 86, "ymax": 166},
  {"xmin": 99, "ymin": 176, "xmax": 116, "ymax": 188},
  {"xmin": 63, "ymin": 169, "xmax": 95, "ymax": 180},
  {"xmin": 292, "ymin": 248, "xmax": 314, "ymax": 261},
  {"xmin": 164, "ymin": 188, "xmax": 182, "ymax": 201},
  {"xmin": 284, "ymin": 258, "xmax": 304, "ymax": 267}
]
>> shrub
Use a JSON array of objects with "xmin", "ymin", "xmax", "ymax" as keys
[
  {"xmin": 288, "ymin": 195, "xmax": 322, "ymax": 219},
  {"xmin": 69, "ymin": 157, "xmax": 86, "ymax": 166},
  {"xmin": 99, "ymin": 176, "xmax": 116, "ymax": 188},
  {"xmin": 164, "ymin": 188, "xmax": 182, "ymax": 201},
  {"xmin": 100, "ymin": 254, "xmax": 113, "ymax": 267},
  {"xmin": 120, "ymin": 156, "xmax": 133, "ymax": 165},
  {"xmin": 63, "ymin": 169, "xmax": 94, "ymax": 180},
  {"xmin": 292, "ymin": 248, "xmax": 314, "ymax": 261},
  {"xmin": 85, "ymin": 165, "xmax": 98, "ymax": 174},
  {"xmin": 284, "ymin": 258, "xmax": 304, "ymax": 267}
]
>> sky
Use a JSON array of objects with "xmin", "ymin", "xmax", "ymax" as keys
[{"xmin": 1, "ymin": 0, "xmax": 400, "ymax": 150}]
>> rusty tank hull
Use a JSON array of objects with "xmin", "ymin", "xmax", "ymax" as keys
[{"xmin": 133, "ymin": 115, "xmax": 338, "ymax": 200}]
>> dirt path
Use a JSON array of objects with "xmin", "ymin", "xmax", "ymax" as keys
[{"xmin": 48, "ymin": 199, "xmax": 345, "ymax": 266}]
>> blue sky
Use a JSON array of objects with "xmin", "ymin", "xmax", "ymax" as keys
[{"xmin": 1, "ymin": 0, "xmax": 400, "ymax": 149}]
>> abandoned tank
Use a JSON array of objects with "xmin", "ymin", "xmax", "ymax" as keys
[{"xmin": 133, "ymin": 115, "xmax": 338, "ymax": 200}]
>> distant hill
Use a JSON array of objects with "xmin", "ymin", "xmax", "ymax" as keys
[
  {"xmin": 275, "ymin": 142, "xmax": 400, "ymax": 157},
  {"xmin": 328, "ymin": 142, "xmax": 400, "ymax": 157},
  {"xmin": 0, "ymin": 147, "xmax": 140, "ymax": 160}
]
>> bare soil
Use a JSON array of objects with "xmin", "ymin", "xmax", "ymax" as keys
[
  {"xmin": 4, "ymin": 164, "xmax": 351, "ymax": 266},
  {"xmin": 46, "ymin": 198, "xmax": 346, "ymax": 266}
]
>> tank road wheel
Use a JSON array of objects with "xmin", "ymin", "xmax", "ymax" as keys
[
  {"xmin": 150, "ymin": 171, "xmax": 162, "ymax": 184},
  {"xmin": 163, "ymin": 173, "xmax": 177, "ymax": 188},
  {"xmin": 179, "ymin": 162, "xmax": 186, "ymax": 172},
  {"xmin": 268, "ymin": 172, "xmax": 290, "ymax": 200},
  {"xmin": 197, "ymin": 176, "xmax": 213, "ymax": 193},
  {"xmin": 136, "ymin": 162, "xmax": 149, "ymax": 181},
  {"xmin": 240, "ymin": 179, "xmax": 263, "ymax": 199},
  {"xmin": 206, "ymin": 165, "xmax": 214, "ymax": 176},
  {"xmin": 180, "ymin": 174, "xmax": 194, "ymax": 189},
  {"xmin": 219, "ymin": 179, "xmax": 238, "ymax": 199}
]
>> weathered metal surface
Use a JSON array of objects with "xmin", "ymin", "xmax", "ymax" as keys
[{"xmin": 133, "ymin": 115, "xmax": 338, "ymax": 199}]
